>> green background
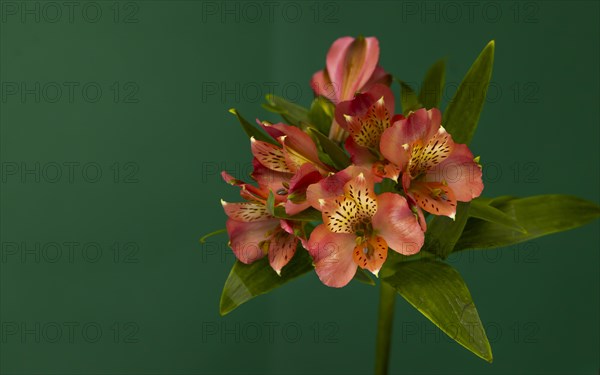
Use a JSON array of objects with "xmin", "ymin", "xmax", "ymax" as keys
[{"xmin": 1, "ymin": 0, "xmax": 598, "ymax": 374}]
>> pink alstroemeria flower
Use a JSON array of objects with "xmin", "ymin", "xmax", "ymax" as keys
[
  {"xmin": 251, "ymin": 158, "xmax": 322, "ymax": 216},
  {"xmin": 380, "ymin": 108, "xmax": 484, "ymax": 219},
  {"xmin": 251, "ymin": 122, "xmax": 333, "ymax": 176},
  {"xmin": 310, "ymin": 36, "xmax": 391, "ymax": 142},
  {"xmin": 250, "ymin": 122, "xmax": 329, "ymax": 215},
  {"xmin": 307, "ymin": 173, "xmax": 424, "ymax": 288},
  {"xmin": 221, "ymin": 169, "xmax": 305, "ymax": 275},
  {"xmin": 334, "ymin": 84, "xmax": 402, "ymax": 181}
]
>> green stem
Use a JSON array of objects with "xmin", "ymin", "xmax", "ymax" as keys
[
  {"xmin": 375, "ymin": 280, "xmax": 396, "ymax": 375},
  {"xmin": 199, "ymin": 228, "xmax": 226, "ymax": 244}
]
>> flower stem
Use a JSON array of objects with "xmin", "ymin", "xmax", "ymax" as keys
[
  {"xmin": 375, "ymin": 280, "xmax": 396, "ymax": 375},
  {"xmin": 199, "ymin": 228, "xmax": 226, "ymax": 243}
]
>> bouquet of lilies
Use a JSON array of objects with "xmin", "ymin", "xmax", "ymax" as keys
[{"xmin": 203, "ymin": 36, "xmax": 600, "ymax": 373}]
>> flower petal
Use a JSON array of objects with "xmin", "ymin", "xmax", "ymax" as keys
[
  {"xmin": 407, "ymin": 125, "xmax": 455, "ymax": 178},
  {"xmin": 268, "ymin": 229, "xmax": 298, "ymax": 275},
  {"xmin": 344, "ymin": 95, "xmax": 392, "ymax": 149},
  {"xmin": 251, "ymin": 138, "xmax": 292, "ymax": 173},
  {"xmin": 250, "ymin": 158, "xmax": 293, "ymax": 201},
  {"xmin": 324, "ymin": 36, "xmax": 355, "ymax": 102},
  {"xmin": 262, "ymin": 123, "xmax": 330, "ymax": 173},
  {"xmin": 221, "ymin": 200, "xmax": 271, "ymax": 222},
  {"xmin": 335, "ymin": 83, "xmax": 395, "ymax": 132},
  {"xmin": 344, "ymin": 172, "xmax": 378, "ymax": 218},
  {"xmin": 380, "ymin": 122, "xmax": 411, "ymax": 170},
  {"xmin": 353, "ymin": 236, "xmax": 388, "ymax": 276},
  {"xmin": 345, "ymin": 136, "xmax": 378, "ymax": 165},
  {"xmin": 307, "ymin": 224, "xmax": 358, "ymax": 287},
  {"xmin": 320, "ymin": 196, "xmax": 360, "ymax": 234},
  {"xmin": 310, "ymin": 70, "xmax": 335, "ymax": 102},
  {"xmin": 285, "ymin": 163, "xmax": 323, "ymax": 215},
  {"xmin": 372, "ymin": 192, "xmax": 424, "ymax": 255},
  {"xmin": 339, "ymin": 37, "xmax": 380, "ymax": 101},
  {"xmin": 306, "ymin": 165, "xmax": 369, "ymax": 210},
  {"xmin": 425, "ymin": 143, "xmax": 483, "ymax": 202},
  {"xmin": 404, "ymin": 108, "xmax": 439, "ymax": 144},
  {"xmin": 362, "ymin": 65, "xmax": 392, "ymax": 92},
  {"xmin": 221, "ymin": 170, "xmax": 266, "ymax": 202},
  {"xmin": 410, "ymin": 181, "xmax": 457, "ymax": 219},
  {"xmin": 226, "ymin": 218, "xmax": 279, "ymax": 264}
]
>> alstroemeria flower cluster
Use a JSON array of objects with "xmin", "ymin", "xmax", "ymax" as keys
[{"xmin": 221, "ymin": 36, "xmax": 484, "ymax": 287}]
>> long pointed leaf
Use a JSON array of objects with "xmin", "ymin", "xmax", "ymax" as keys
[
  {"xmin": 307, "ymin": 96, "xmax": 335, "ymax": 135},
  {"xmin": 455, "ymin": 195, "xmax": 600, "ymax": 251},
  {"xmin": 398, "ymin": 79, "xmax": 421, "ymax": 115},
  {"xmin": 469, "ymin": 198, "xmax": 527, "ymax": 233},
  {"xmin": 307, "ymin": 127, "xmax": 351, "ymax": 170},
  {"xmin": 419, "ymin": 59, "xmax": 446, "ymax": 109},
  {"xmin": 220, "ymin": 248, "xmax": 313, "ymax": 315},
  {"xmin": 229, "ymin": 108, "xmax": 277, "ymax": 145},
  {"xmin": 443, "ymin": 41, "xmax": 495, "ymax": 144},
  {"xmin": 383, "ymin": 260, "xmax": 493, "ymax": 362},
  {"xmin": 262, "ymin": 94, "xmax": 310, "ymax": 126}
]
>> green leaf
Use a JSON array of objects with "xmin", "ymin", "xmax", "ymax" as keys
[
  {"xmin": 266, "ymin": 191, "xmax": 276, "ymax": 216},
  {"xmin": 306, "ymin": 127, "xmax": 351, "ymax": 170},
  {"xmin": 229, "ymin": 108, "xmax": 277, "ymax": 145},
  {"xmin": 220, "ymin": 247, "xmax": 314, "ymax": 315},
  {"xmin": 419, "ymin": 59, "xmax": 446, "ymax": 109},
  {"xmin": 443, "ymin": 40, "xmax": 495, "ymax": 144},
  {"xmin": 307, "ymin": 96, "xmax": 335, "ymax": 135},
  {"xmin": 455, "ymin": 195, "xmax": 600, "ymax": 252},
  {"xmin": 422, "ymin": 202, "xmax": 470, "ymax": 258},
  {"xmin": 398, "ymin": 80, "xmax": 421, "ymax": 115},
  {"xmin": 273, "ymin": 206, "xmax": 323, "ymax": 222},
  {"xmin": 266, "ymin": 190, "xmax": 322, "ymax": 222},
  {"xmin": 383, "ymin": 260, "xmax": 493, "ymax": 362},
  {"xmin": 263, "ymin": 94, "xmax": 310, "ymax": 126},
  {"xmin": 353, "ymin": 268, "xmax": 375, "ymax": 286},
  {"xmin": 469, "ymin": 198, "xmax": 526, "ymax": 233}
]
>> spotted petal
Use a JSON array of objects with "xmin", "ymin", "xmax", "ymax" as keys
[
  {"xmin": 268, "ymin": 229, "xmax": 298, "ymax": 276},
  {"xmin": 320, "ymin": 196, "xmax": 360, "ymax": 234},
  {"xmin": 259, "ymin": 122, "xmax": 331, "ymax": 174},
  {"xmin": 346, "ymin": 96, "xmax": 393, "ymax": 149},
  {"xmin": 221, "ymin": 201, "xmax": 271, "ymax": 222},
  {"xmin": 251, "ymin": 138, "xmax": 292, "ymax": 173},
  {"xmin": 306, "ymin": 165, "xmax": 370, "ymax": 210},
  {"xmin": 408, "ymin": 125, "xmax": 455, "ymax": 178},
  {"xmin": 335, "ymin": 84, "xmax": 395, "ymax": 132},
  {"xmin": 410, "ymin": 181, "xmax": 458, "ymax": 219},
  {"xmin": 344, "ymin": 173, "xmax": 378, "ymax": 219},
  {"xmin": 353, "ymin": 236, "xmax": 388, "ymax": 276}
]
